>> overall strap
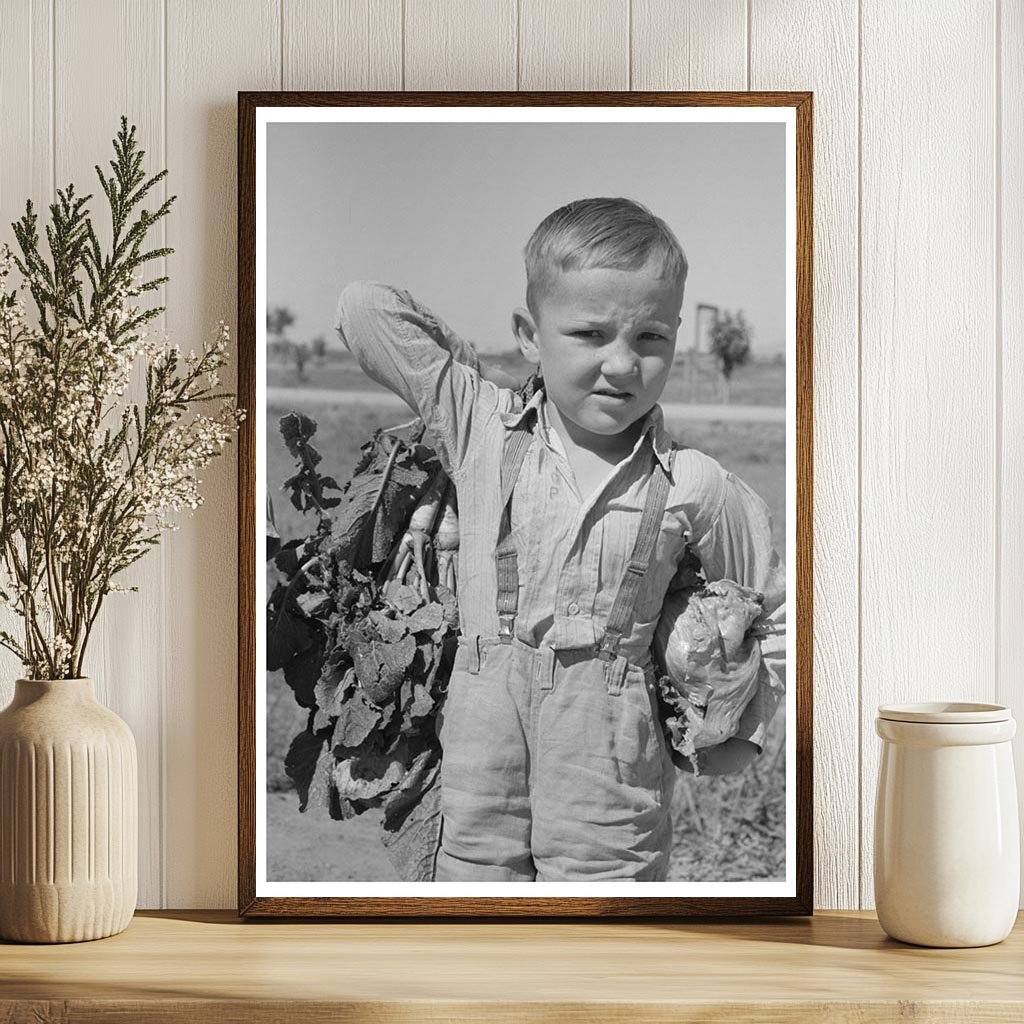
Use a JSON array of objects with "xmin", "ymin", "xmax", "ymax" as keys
[
  {"xmin": 494, "ymin": 420, "xmax": 535, "ymax": 642},
  {"xmin": 596, "ymin": 455, "xmax": 672, "ymax": 661}
]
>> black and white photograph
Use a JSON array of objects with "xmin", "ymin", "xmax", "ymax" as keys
[{"xmin": 245, "ymin": 96, "xmax": 810, "ymax": 912}]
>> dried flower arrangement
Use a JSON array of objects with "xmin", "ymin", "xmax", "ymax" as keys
[{"xmin": 0, "ymin": 118, "xmax": 243, "ymax": 680}]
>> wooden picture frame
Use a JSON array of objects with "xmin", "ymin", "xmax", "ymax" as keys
[{"xmin": 239, "ymin": 91, "xmax": 813, "ymax": 917}]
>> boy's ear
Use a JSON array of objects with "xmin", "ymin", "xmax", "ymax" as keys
[{"xmin": 511, "ymin": 306, "xmax": 542, "ymax": 367}]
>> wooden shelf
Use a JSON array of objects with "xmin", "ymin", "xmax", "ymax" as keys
[{"xmin": 2, "ymin": 910, "xmax": 1022, "ymax": 1022}]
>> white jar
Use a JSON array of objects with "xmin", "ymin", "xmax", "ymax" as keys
[{"xmin": 874, "ymin": 702, "xmax": 1019, "ymax": 947}]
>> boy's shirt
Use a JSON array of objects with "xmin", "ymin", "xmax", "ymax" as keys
[{"xmin": 335, "ymin": 281, "xmax": 786, "ymax": 751}]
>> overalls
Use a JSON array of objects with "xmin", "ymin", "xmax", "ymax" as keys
[{"xmin": 433, "ymin": 414, "xmax": 677, "ymax": 882}]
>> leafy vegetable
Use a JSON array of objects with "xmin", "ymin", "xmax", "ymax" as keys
[
  {"xmin": 652, "ymin": 575, "xmax": 779, "ymax": 773},
  {"xmin": 268, "ymin": 419, "xmax": 451, "ymax": 873},
  {"xmin": 269, "ymin": 376, "xmax": 541, "ymax": 878}
]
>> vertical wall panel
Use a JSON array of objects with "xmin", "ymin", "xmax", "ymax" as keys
[
  {"xmin": 519, "ymin": 0, "xmax": 628, "ymax": 90},
  {"xmin": 1000, "ymin": 0, "xmax": 1024, "ymax": 901},
  {"xmin": 0, "ymin": 1, "xmax": 53, "ymax": 701},
  {"xmin": 404, "ymin": 0, "xmax": 516, "ymax": 90},
  {"xmin": 283, "ymin": 0, "xmax": 401, "ymax": 90},
  {"xmin": 164, "ymin": 0, "xmax": 279, "ymax": 908},
  {"xmin": 860, "ymin": 1, "xmax": 997, "ymax": 908},
  {"xmin": 51, "ymin": 0, "xmax": 166, "ymax": 909},
  {"xmin": 750, "ymin": 1, "xmax": 860, "ymax": 910},
  {"xmin": 0, "ymin": 0, "xmax": 51, "ymax": 230},
  {"xmin": 631, "ymin": 1, "xmax": 746, "ymax": 90}
]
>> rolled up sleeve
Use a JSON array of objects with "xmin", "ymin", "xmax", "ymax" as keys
[
  {"xmin": 692, "ymin": 470, "xmax": 787, "ymax": 753},
  {"xmin": 334, "ymin": 281, "xmax": 496, "ymax": 478}
]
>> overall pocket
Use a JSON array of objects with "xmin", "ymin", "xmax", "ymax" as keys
[
  {"xmin": 600, "ymin": 657, "xmax": 666, "ymax": 798},
  {"xmin": 455, "ymin": 633, "xmax": 501, "ymax": 675}
]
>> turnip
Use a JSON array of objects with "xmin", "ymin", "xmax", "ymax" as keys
[
  {"xmin": 433, "ymin": 484, "xmax": 459, "ymax": 594},
  {"xmin": 385, "ymin": 470, "xmax": 447, "ymax": 599}
]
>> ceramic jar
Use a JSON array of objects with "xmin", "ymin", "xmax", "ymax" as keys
[
  {"xmin": 0, "ymin": 678, "xmax": 137, "ymax": 943},
  {"xmin": 874, "ymin": 702, "xmax": 1019, "ymax": 948}
]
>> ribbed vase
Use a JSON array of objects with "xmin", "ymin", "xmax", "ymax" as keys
[{"xmin": 0, "ymin": 678, "xmax": 137, "ymax": 943}]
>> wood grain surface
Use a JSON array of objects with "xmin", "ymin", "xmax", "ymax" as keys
[
  {"xmin": 53, "ymin": 0, "xmax": 167, "ymax": 914},
  {"xmin": 406, "ymin": 0, "xmax": 516, "ymax": 91},
  {"xmin": 283, "ymin": 0, "xmax": 402, "ymax": 91},
  {"xmin": 631, "ymin": 0, "xmax": 747, "ymax": 92},
  {"xmin": 1, "ymin": 910, "xmax": 1022, "ymax": 1023},
  {"xmin": 750, "ymin": 0, "xmax": 860, "ymax": 912},
  {"xmin": 858, "ymin": 1, "xmax": 998, "ymax": 909},
  {"xmin": 519, "ymin": 0, "xmax": 628, "ymax": 91},
  {"xmin": 164, "ymin": 0, "xmax": 279, "ymax": 909},
  {"xmin": 1001, "ymin": 0, "xmax": 1024, "ymax": 908}
]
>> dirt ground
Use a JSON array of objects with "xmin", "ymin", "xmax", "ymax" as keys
[
  {"xmin": 266, "ymin": 707, "xmax": 786, "ymax": 884},
  {"xmin": 267, "ymin": 793, "xmax": 393, "ymax": 881}
]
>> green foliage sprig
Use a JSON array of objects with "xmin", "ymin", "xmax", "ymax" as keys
[{"xmin": 0, "ymin": 117, "xmax": 243, "ymax": 679}]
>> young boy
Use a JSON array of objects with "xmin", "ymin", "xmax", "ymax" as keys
[{"xmin": 335, "ymin": 197, "xmax": 785, "ymax": 883}]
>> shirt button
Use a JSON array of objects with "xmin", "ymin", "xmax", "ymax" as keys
[{"xmin": 567, "ymin": 602, "xmax": 580, "ymax": 615}]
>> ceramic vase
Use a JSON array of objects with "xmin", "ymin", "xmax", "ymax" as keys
[
  {"xmin": 874, "ymin": 701, "xmax": 1019, "ymax": 948},
  {"xmin": 0, "ymin": 678, "xmax": 137, "ymax": 943}
]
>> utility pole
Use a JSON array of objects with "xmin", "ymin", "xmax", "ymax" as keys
[{"xmin": 692, "ymin": 303, "xmax": 719, "ymax": 401}]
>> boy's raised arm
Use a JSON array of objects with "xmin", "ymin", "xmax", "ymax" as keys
[{"xmin": 334, "ymin": 281, "xmax": 497, "ymax": 478}]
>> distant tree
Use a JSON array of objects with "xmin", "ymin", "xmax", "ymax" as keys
[
  {"xmin": 311, "ymin": 335, "xmax": 327, "ymax": 362},
  {"xmin": 267, "ymin": 305, "xmax": 295, "ymax": 337},
  {"xmin": 709, "ymin": 310, "xmax": 752, "ymax": 403},
  {"xmin": 266, "ymin": 305, "xmax": 296, "ymax": 361},
  {"xmin": 293, "ymin": 342, "xmax": 311, "ymax": 380}
]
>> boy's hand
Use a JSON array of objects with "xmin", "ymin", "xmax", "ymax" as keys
[{"xmin": 683, "ymin": 738, "xmax": 760, "ymax": 776}]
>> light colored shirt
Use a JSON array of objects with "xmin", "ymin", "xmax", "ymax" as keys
[{"xmin": 334, "ymin": 281, "xmax": 786, "ymax": 751}]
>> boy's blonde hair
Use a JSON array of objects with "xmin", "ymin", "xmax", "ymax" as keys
[{"xmin": 523, "ymin": 197, "xmax": 688, "ymax": 320}]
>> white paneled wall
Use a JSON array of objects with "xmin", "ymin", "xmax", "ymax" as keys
[
  {"xmin": 0, "ymin": 0, "xmax": 1016, "ymax": 910},
  {"xmin": 751, "ymin": 0, "xmax": 860, "ymax": 913},
  {"xmin": 858, "ymin": 1, "xmax": 999, "ymax": 910},
  {"xmin": 1005, "ymin": 0, "xmax": 1024, "ymax": 915}
]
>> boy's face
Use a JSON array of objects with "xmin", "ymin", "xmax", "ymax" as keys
[{"xmin": 512, "ymin": 262, "xmax": 683, "ymax": 444}]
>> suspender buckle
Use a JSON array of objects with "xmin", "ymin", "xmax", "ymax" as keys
[
  {"xmin": 625, "ymin": 557, "xmax": 648, "ymax": 577},
  {"xmin": 596, "ymin": 631, "xmax": 622, "ymax": 661},
  {"xmin": 497, "ymin": 613, "xmax": 516, "ymax": 643}
]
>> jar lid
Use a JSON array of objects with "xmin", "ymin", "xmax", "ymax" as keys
[{"xmin": 877, "ymin": 701, "xmax": 1011, "ymax": 724}]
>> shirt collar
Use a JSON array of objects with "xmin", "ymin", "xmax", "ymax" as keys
[
  {"xmin": 499, "ymin": 388, "xmax": 674, "ymax": 476},
  {"xmin": 639, "ymin": 402, "xmax": 676, "ymax": 476},
  {"xmin": 498, "ymin": 385, "xmax": 546, "ymax": 430}
]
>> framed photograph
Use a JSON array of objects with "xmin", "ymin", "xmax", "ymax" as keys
[{"xmin": 239, "ymin": 91, "xmax": 813, "ymax": 916}]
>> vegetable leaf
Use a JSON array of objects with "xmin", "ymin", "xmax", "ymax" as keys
[
  {"xmin": 285, "ymin": 727, "xmax": 326, "ymax": 811},
  {"xmin": 331, "ymin": 687, "xmax": 381, "ymax": 749}
]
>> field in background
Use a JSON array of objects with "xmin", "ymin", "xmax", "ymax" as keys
[
  {"xmin": 267, "ymin": 401, "xmax": 786, "ymax": 556},
  {"xmin": 269, "ymin": 350, "xmax": 786, "ymax": 408}
]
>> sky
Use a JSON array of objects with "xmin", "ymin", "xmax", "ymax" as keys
[{"xmin": 267, "ymin": 119, "xmax": 786, "ymax": 356}]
